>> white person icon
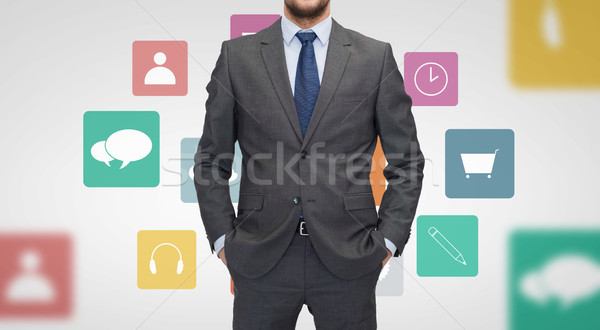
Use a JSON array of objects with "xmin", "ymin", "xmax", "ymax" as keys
[
  {"xmin": 144, "ymin": 52, "xmax": 176, "ymax": 85},
  {"xmin": 5, "ymin": 250, "xmax": 55, "ymax": 303},
  {"xmin": 132, "ymin": 40, "xmax": 188, "ymax": 96}
]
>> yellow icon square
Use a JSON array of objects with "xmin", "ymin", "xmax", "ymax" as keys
[
  {"xmin": 137, "ymin": 230, "xmax": 196, "ymax": 289},
  {"xmin": 510, "ymin": 0, "xmax": 600, "ymax": 87}
]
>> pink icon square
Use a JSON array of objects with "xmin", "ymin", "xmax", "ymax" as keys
[
  {"xmin": 230, "ymin": 14, "xmax": 281, "ymax": 39},
  {"xmin": 132, "ymin": 40, "xmax": 188, "ymax": 96},
  {"xmin": 0, "ymin": 233, "xmax": 72, "ymax": 318},
  {"xmin": 404, "ymin": 52, "xmax": 458, "ymax": 106}
]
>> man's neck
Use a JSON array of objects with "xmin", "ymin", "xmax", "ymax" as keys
[{"xmin": 283, "ymin": 7, "xmax": 330, "ymax": 30}]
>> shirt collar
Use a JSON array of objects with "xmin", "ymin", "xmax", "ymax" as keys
[{"xmin": 281, "ymin": 14, "xmax": 332, "ymax": 46}]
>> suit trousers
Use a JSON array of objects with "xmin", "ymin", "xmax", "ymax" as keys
[{"xmin": 227, "ymin": 228, "xmax": 383, "ymax": 330}]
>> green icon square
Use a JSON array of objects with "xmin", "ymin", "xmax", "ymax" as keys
[
  {"xmin": 83, "ymin": 111, "xmax": 159, "ymax": 187},
  {"xmin": 510, "ymin": 230, "xmax": 600, "ymax": 330},
  {"xmin": 417, "ymin": 215, "xmax": 478, "ymax": 277}
]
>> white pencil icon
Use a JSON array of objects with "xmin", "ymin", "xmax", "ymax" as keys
[{"xmin": 428, "ymin": 227, "xmax": 466, "ymax": 265}]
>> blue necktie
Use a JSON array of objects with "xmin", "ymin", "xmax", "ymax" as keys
[
  {"xmin": 294, "ymin": 31, "xmax": 319, "ymax": 220},
  {"xmin": 294, "ymin": 31, "xmax": 320, "ymax": 137}
]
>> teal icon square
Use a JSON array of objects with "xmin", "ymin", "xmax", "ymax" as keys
[
  {"xmin": 417, "ymin": 215, "xmax": 478, "ymax": 277},
  {"xmin": 445, "ymin": 129, "xmax": 514, "ymax": 198},
  {"xmin": 510, "ymin": 230, "xmax": 600, "ymax": 330},
  {"xmin": 83, "ymin": 111, "xmax": 159, "ymax": 187},
  {"xmin": 181, "ymin": 138, "xmax": 241, "ymax": 203}
]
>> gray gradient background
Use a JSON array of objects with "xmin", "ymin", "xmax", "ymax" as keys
[{"xmin": 1, "ymin": 0, "xmax": 599, "ymax": 329}]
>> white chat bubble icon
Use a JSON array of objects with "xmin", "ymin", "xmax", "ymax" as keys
[
  {"xmin": 93, "ymin": 129, "xmax": 152, "ymax": 169},
  {"xmin": 520, "ymin": 254, "xmax": 600, "ymax": 310},
  {"xmin": 91, "ymin": 141, "xmax": 114, "ymax": 167},
  {"xmin": 105, "ymin": 129, "xmax": 152, "ymax": 169}
]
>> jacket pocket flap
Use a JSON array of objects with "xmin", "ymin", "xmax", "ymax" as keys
[
  {"xmin": 342, "ymin": 193, "xmax": 376, "ymax": 210},
  {"xmin": 238, "ymin": 193, "xmax": 264, "ymax": 210}
]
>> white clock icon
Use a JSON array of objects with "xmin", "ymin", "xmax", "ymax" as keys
[{"xmin": 414, "ymin": 62, "xmax": 448, "ymax": 96}]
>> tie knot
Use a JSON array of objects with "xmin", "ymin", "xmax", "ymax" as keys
[{"xmin": 296, "ymin": 31, "xmax": 317, "ymax": 44}]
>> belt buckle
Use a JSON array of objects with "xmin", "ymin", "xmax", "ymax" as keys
[{"xmin": 299, "ymin": 221, "xmax": 308, "ymax": 236}]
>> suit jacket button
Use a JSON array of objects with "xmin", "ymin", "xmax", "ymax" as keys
[
  {"xmin": 293, "ymin": 196, "xmax": 301, "ymax": 205},
  {"xmin": 300, "ymin": 151, "xmax": 307, "ymax": 159}
]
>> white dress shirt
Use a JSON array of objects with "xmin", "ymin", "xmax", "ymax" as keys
[
  {"xmin": 281, "ymin": 14, "xmax": 331, "ymax": 93},
  {"xmin": 214, "ymin": 15, "xmax": 397, "ymax": 258}
]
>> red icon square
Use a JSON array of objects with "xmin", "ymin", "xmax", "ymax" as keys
[
  {"xmin": 132, "ymin": 41, "xmax": 188, "ymax": 96},
  {"xmin": 0, "ymin": 233, "xmax": 72, "ymax": 318}
]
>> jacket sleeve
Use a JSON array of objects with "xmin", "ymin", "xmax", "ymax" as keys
[
  {"xmin": 374, "ymin": 43, "xmax": 425, "ymax": 257},
  {"xmin": 193, "ymin": 40, "xmax": 237, "ymax": 253}
]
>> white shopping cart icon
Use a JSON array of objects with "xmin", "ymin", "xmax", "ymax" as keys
[{"xmin": 460, "ymin": 149, "xmax": 499, "ymax": 179}]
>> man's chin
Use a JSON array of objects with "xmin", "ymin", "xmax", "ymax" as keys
[{"xmin": 285, "ymin": 0, "xmax": 330, "ymax": 19}]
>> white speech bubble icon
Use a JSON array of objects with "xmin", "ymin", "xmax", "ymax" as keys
[
  {"xmin": 104, "ymin": 129, "xmax": 152, "ymax": 169},
  {"xmin": 91, "ymin": 141, "xmax": 114, "ymax": 166},
  {"xmin": 520, "ymin": 254, "xmax": 600, "ymax": 310}
]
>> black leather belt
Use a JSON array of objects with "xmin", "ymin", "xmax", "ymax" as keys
[{"xmin": 298, "ymin": 219, "xmax": 308, "ymax": 236}]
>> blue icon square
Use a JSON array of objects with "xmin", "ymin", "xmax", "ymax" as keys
[
  {"xmin": 180, "ymin": 138, "xmax": 242, "ymax": 203},
  {"xmin": 445, "ymin": 129, "xmax": 514, "ymax": 198}
]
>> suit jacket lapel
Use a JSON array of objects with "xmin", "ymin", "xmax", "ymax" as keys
[
  {"xmin": 260, "ymin": 18, "xmax": 304, "ymax": 143},
  {"xmin": 300, "ymin": 18, "xmax": 351, "ymax": 151}
]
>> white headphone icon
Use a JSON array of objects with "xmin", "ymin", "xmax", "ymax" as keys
[{"xmin": 149, "ymin": 243, "xmax": 184, "ymax": 275}]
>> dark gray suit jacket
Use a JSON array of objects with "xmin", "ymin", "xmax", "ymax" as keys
[{"xmin": 194, "ymin": 17, "xmax": 424, "ymax": 280}]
